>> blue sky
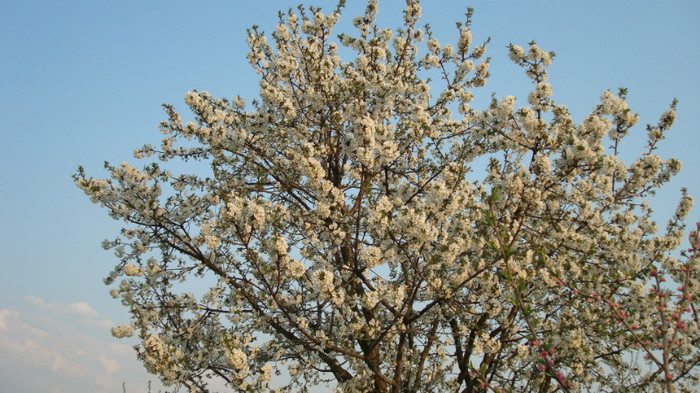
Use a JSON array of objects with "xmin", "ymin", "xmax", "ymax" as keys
[{"xmin": 1, "ymin": 1, "xmax": 699, "ymax": 392}]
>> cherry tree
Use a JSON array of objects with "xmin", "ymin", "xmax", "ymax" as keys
[{"xmin": 75, "ymin": 1, "xmax": 699, "ymax": 392}]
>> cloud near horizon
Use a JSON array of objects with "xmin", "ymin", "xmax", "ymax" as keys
[{"xmin": 0, "ymin": 295, "xmax": 167, "ymax": 393}]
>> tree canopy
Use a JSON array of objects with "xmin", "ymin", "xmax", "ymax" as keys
[{"xmin": 75, "ymin": 1, "xmax": 699, "ymax": 392}]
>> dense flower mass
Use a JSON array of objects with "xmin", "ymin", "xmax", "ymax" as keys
[{"xmin": 75, "ymin": 1, "xmax": 698, "ymax": 392}]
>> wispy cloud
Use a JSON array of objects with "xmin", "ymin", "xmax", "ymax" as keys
[
  {"xmin": 0, "ymin": 296, "xmax": 167, "ymax": 393},
  {"xmin": 24, "ymin": 295, "xmax": 99, "ymax": 317}
]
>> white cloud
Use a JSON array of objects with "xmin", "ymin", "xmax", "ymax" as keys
[
  {"xmin": 23, "ymin": 295, "xmax": 99, "ymax": 317},
  {"xmin": 100, "ymin": 355, "xmax": 122, "ymax": 375},
  {"xmin": 0, "ymin": 295, "xmax": 167, "ymax": 393},
  {"xmin": 0, "ymin": 309, "xmax": 17, "ymax": 331},
  {"xmin": 22, "ymin": 295, "xmax": 46, "ymax": 308},
  {"xmin": 68, "ymin": 301, "xmax": 99, "ymax": 317}
]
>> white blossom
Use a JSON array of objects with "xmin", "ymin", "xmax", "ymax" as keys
[
  {"xmin": 226, "ymin": 348, "xmax": 248, "ymax": 371},
  {"xmin": 110, "ymin": 324, "xmax": 134, "ymax": 338},
  {"xmin": 122, "ymin": 263, "xmax": 142, "ymax": 277}
]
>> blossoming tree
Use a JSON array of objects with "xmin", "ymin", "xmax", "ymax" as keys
[{"xmin": 75, "ymin": 1, "xmax": 699, "ymax": 392}]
